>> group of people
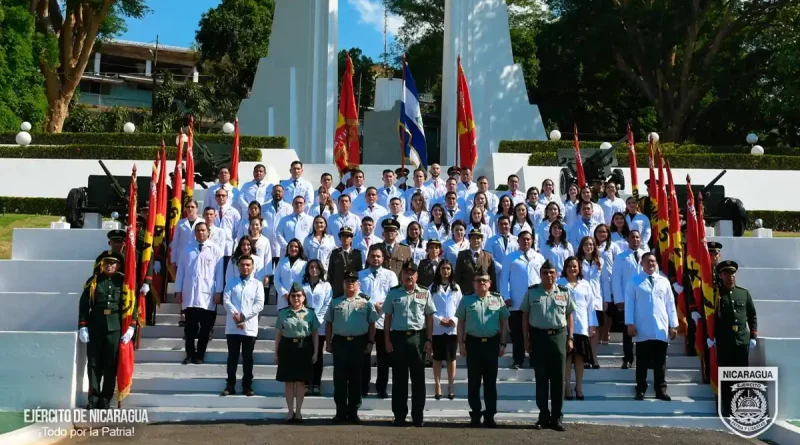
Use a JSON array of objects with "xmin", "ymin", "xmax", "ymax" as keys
[{"xmin": 76, "ymin": 159, "xmax": 758, "ymax": 428}]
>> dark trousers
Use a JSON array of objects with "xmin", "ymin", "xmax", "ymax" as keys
[
  {"xmin": 390, "ymin": 330, "xmax": 427, "ymax": 422},
  {"xmin": 362, "ymin": 329, "xmax": 390, "ymax": 395},
  {"xmin": 466, "ymin": 335, "xmax": 500, "ymax": 420},
  {"xmin": 145, "ymin": 290, "xmax": 157, "ymax": 326},
  {"xmin": 309, "ymin": 335, "xmax": 326, "ymax": 387},
  {"xmin": 332, "ymin": 334, "xmax": 366, "ymax": 416},
  {"xmin": 529, "ymin": 327, "xmax": 566, "ymax": 425},
  {"xmin": 185, "ymin": 307, "xmax": 216, "ymax": 360},
  {"xmin": 635, "ymin": 340, "xmax": 668, "ymax": 395},
  {"xmin": 623, "ymin": 331, "xmax": 635, "ymax": 364},
  {"xmin": 509, "ymin": 311, "xmax": 527, "ymax": 366},
  {"xmin": 226, "ymin": 334, "xmax": 256, "ymax": 390},
  {"xmin": 719, "ymin": 344, "xmax": 750, "ymax": 417},
  {"xmin": 87, "ymin": 328, "xmax": 121, "ymax": 406}
]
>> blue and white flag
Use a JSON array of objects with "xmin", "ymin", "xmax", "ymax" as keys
[{"xmin": 398, "ymin": 62, "xmax": 427, "ymax": 168}]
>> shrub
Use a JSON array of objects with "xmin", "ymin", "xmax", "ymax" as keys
[
  {"xmin": 500, "ymin": 140, "xmax": 800, "ymax": 156},
  {"xmin": 527, "ymin": 151, "xmax": 800, "ymax": 170},
  {"xmin": 0, "ymin": 145, "xmax": 262, "ymax": 161},
  {"xmin": 0, "ymin": 132, "xmax": 287, "ymax": 149}
]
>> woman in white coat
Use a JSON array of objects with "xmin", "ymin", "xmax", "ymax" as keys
[
  {"xmin": 236, "ymin": 201, "xmax": 262, "ymax": 241},
  {"xmin": 430, "ymin": 259, "xmax": 461, "ymax": 400},
  {"xmin": 405, "ymin": 192, "xmax": 431, "ymax": 227},
  {"xmin": 303, "ymin": 216, "xmax": 336, "ymax": 279},
  {"xmin": 443, "ymin": 220, "xmax": 470, "ymax": 267},
  {"xmin": 576, "ymin": 235, "xmax": 604, "ymax": 367},
  {"xmin": 510, "ymin": 203, "xmax": 534, "ymax": 237},
  {"xmin": 609, "ymin": 212, "xmax": 631, "ymax": 250},
  {"xmin": 310, "ymin": 186, "xmax": 335, "ymax": 219},
  {"xmin": 593, "ymin": 224, "xmax": 621, "ymax": 344},
  {"xmin": 539, "ymin": 220, "xmax": 574, "ymax": 275},
  {"xmin": 562, "ymin": 183, "xmax": 580, "ymax": 227},
  {"xmin": 424, "ymin": 204, "xmax": 451, "ymax": 243},
  {"xmin": 536, "ymin": 202, "xmax": 562, "ymax": 252},
  {"xmin": 405, "ymin": 222, "xmax": 428, "ymax": 265},
  {"xmin": 302, "ymin": 259, "xmax": 332, "ymax": 396},
  {"xmin": 274, "ymin": 239, "xmax": 308, "ymax": 310},
  {"xmin": 226, "ymin": 236, "xmax": 267, "ymax": 287},
  {"xmin": 247, "ymin": 217, "xmax": 273, "ymax": 276}
]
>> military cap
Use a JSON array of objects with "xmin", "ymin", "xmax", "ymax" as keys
[
  {"xmin": 716, "ymin": 260, "xmax": 738, "ymax": 274},
  {"xmin": 107, "ymin": 229, "xmax": 126, "ymax": 241},
  {"xmin": 474, "ymin": 267, "xmax": 490, "ymax": 279},
  {"xmin": 447, "ymin": 166, "xmax": 461, "ymax": 177},
  {"xmin": 395, "ymin": 167, "xmax": 410, "ymax": 176},
  {"xmin": 401, "ymin": 261, "xmax": 418, "ymax": 273},
  {"xmin": 289, "ymin": 282, "xmax": 305, "ymax": 294},
  {"xmin": 540, "ymin": 259, "xmax": 557, "ymax": 271},
  {"xmin": 343, "ymin": 269, "xmax": 359, "ymax": 281},
  {"xmin": 97, "ymin": 250, "xmax": 124, "ymax": 264},
  {"xmin": 381, "ymin": 218, "xmax": 401, "ymax": 231},
  {"xmin": 426, "ymin": 238, "xmax": 442, "ymax": 247},
  {"xmin": 338, "ymin": 226, "xmax": 354, "ymax": 237},
  {"xmin": 137, "ymin": 215, "xmax": 147, "ymax": 226},
  {"xmin": 468, "ymin": 227, "xmax": 484, "ymax": 238},
  {"xmin": 707, "ymin": 241, "xmax": 723, "ymax": 253}
]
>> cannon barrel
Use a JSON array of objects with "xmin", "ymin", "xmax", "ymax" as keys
[
  {"xmin": 98, "ymin": 160, "xmax": 127, "ymax": 200},
  {"xmin": 699, "ymin": 169, "xmax": 727, "ymax": 195}
]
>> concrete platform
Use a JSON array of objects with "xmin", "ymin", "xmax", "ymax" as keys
[
  {"xmin": 735, "ymin": 268, "xmax": 800, "ymax": 301},
  {"xmin": 0, "ymin": 260, "xmax": 94, "ymax": 293},
  {"xmin": 710, "ymin": 236, "xmax": 800, "ymax": 269},
  {"xmin": 12, "ymin": 228, "xmax": 109, "ymax": 261},
  {"xmin": 0, "ymin": 292, "xmax": 80, "ymax": 331}
]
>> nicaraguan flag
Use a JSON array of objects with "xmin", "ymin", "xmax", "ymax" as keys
[{"xmin": 399, "ymin": 62, "xmax": 427, "ymax": 168}]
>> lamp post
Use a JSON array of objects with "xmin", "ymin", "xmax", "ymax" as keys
[{"xmin": 549, "ymin": 130, "xmax": 561, "ymax": 141}]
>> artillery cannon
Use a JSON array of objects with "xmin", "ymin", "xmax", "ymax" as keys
[
  {"xmin": 173, "ymin": 139, "xmax": 234, "ymax": 188},
  {"xmin": 558, "ymin": 144, "xmax": 626, "ymax": 193}
]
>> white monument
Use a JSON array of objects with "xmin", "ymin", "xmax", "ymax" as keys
[
  {"xmin": 440, "ymin": 0, "xmax": 547, "ymax": 173},
  {"xmin": 238, "ymin": 0, "xmax": 338, "ymax": 164}
]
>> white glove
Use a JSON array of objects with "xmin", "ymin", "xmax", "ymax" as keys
[
  {"xmin": 79, "ymin": 327, "xmax": 90, "ymax": 343},
  {"xmin": 121, "ymin": 326, "xmax": 135, "ymax": 344},
  {"xmin": 691, "ymin": 312, "xmax": 702, "ymax": 323},
  {"xmin": 153, "ymin": 262, "xmax": 161, "ymax": 274},
  {"xmin": 139, "ymin": 284, "xmax": 150, "ymax": 295},
  {"xmin": 340, "ymin": 172, "xmax": 352, "ymax": 186},
  {"xmin": 707, "ymin": 338, "xmax": 715, "ymax": 349},
  {"xmin": 749, "ymin": 339, "xmax": 757, "ymax": 350},
  {"xmin": 672, "ymin": 282, "xmax": 684, "ymax": 294}
]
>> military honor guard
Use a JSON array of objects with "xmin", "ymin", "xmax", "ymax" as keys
[
  {"xmin": 374, "ymin": 219, "xmax": 413, "ymax": 278},
  {"xmin": 327, "ymin": 227, "xmax": 364, "ymax": 297},
  {"xmin": 456, "ymin": 268, "xmax": 510, "ymax": 428},
  {"xmin": 383, "ymin": 262, "xmax": 436, "ymax": 427},
  {"xmin": 79, "ymin": 251, "xmax": 135, "ymax": 409},
  {"xmin": 222, "ymin": 255, "xmax": 265, "ymax": 398},
  {"xmin": 521, "ymin": 260, "xmax": 575, "ymax": 431},
  {"xmin": 454, "ymin": 228, "xmax": 497, "ymax": 295},
  {"xmin": 95, "ymin": 230, "xmax": 125, "ymax": 264},
  {"xmin": 275, "ymin": 283, "xmax": 320, "ymax": 423},
  {"xmin": 325, "ymin": 271, "xmax": 378, "ymax": 423}
]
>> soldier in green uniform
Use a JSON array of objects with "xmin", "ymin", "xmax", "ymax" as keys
[
  {"xmin": 324, "ymin": 270, "xmax": 378, "ymax": 424},
  {"xmin": 94, "ymin": 230, "xmax": 126, "ymax": 268},
  {"xmin": 456, "ymin": 268, "xmax": 510, "ymax": 428},
  {"xmin": 521, "ymin": 260, "xmax": 575, "ymax": 431},
  {"xmin": 78, "ymin": 251, "xmax": 137, "ymax": 409},
  {"xmin": 711, "ymin": 260, "xmax": 758, "ymax": 417},
  {"xmin": 384, "ymin": 261, "xmax": 436, "ymax": 427}
]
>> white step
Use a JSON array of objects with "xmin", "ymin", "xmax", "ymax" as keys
[
  {"xmin": 736, "ymin": 267, "xmax": 800, "ymax": 301},
  {"xmin": 710, "ymin": 236, "xmax": 800, "ymax": 269},
  {"xmin": 12, "ymin": 228, "xmax": 109, "ymax": 261},
  {"xmin": 754, "ymin": 300, "xmax": 800, "ymax": 338},
  {"xmin": 133, "ymin": 363, "xmax": 704, "ymax": 383},
  {"xmin": 0, "ymin": 260, "xmax": 95, "ymax": 293},
  {"xmin": 140, "ymin": 325, "xmax": 277, "ymax": 340}
]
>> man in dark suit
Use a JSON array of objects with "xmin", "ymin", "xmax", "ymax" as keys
[
  {"xmin": 328, "ymin": 226, "xmax": 364, "ymax": 297},
  {"xmin": 417, "ymin": 239, "xmax": 442, "ymax": 288},
  {"xmin": 373, "ymin": 219, "xmax": 412, "ymax": 279},
  {"xmin": 455, "ymin": 228, "xmax": 497, "ymax": 295}
]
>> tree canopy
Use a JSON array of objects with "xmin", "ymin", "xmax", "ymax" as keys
[{"xmin": 337, "ymin": 48, "xmax": 377, "ymax": 118}]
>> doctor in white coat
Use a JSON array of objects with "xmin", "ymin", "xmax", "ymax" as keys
[
  {"xmin": 169, "ymin": 200, "xmax": 201, "ymax": 269},
  {"xmin": 277, "ymin": 196, "xmax": 314, "ymax": 256},
  {"xmin": 273, "ymin": 239, "xmax": 308, "ymax": 310}
]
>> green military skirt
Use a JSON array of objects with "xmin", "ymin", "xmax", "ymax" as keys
[{"xmin": 276, "ymin": 336, "xmax": 314, "ymax": 383}]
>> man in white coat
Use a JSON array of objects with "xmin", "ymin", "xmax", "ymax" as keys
[
  {"xmin": 206, "ymin": 166, "xmax": 239, "ymax": 211},
  {"xmin": 378, "ymin": 169, "xmax": 405, "ymax": 209},
  {"xmin": 169, "ymin": 200, "xmax": 201, "ymax": 270},
  {"xmin": 359, "ymin": 247, "xmax": 399, "ymax": 398},
  {"xmin": 354, "ymin": 217, "xmax": 381, "ymax": 268},
  {"xmin": 486, "ymin": 216, "xmax": 519, "ymax": 276},
  {"xmin": 327, "ymin": 194, "xmax": 362, "ymax": 247},
  {"xmin": 281, "ymin": 161, "xmax": 315, "ymax": 212},
  {"xmin": 468, "ymin": 176, "xmax": 499, "ymax": 212},
  {"xmin": 500, "ymin": 230, "xmax": 545, "ymax": 369},
  {"xmin": 375, "ymin": 198, "xmax": 411, "ymax": 242},
  {"xmin": 625, "ymin": 252, "xmax": 678, "ymax": 401},
  {"xmin": 356, "ymin": 187, "xmax": 388, "ymax": 221},
  {"xmin": 612, "ymin": 230, "xmax": 649, "ymax": 369},
  {"xmin": 499, "ymin": 174, "xmax": 526, "ymax": 207},
  {"xmin": 213, "ymin": 188, "xmax": 241, "ymax": 273},
  {"xmin": 567, "ymin": 201, "xmax": 600, "ymax": 248},
  {"xmin": 262, "ymin": 184, "xmax": 293, "ymax": 266},
  {"xmin": 425, "ymin": 163, "xmax": 447, "ymax": 201},
  {"xmin": 222, "ymin": 256, "xmax": 264, "ymax": 396},
  {"xmin": 175, "ymin": 222, "xmax": 224, "ymax": 365},
  {"xmin": 203, "ymin": 207, "xmax": 226, "ymax": 253},
  {"xmin": 237, "ymin": 164, "xmax": 271, "ymax": 214},
  {"xmin": 342, "ymin": 169, "xmax": 368, "ymax": 209},
  {"xmin": 277, "ymin": 196, "xmax": 314, "ymax": 255}
]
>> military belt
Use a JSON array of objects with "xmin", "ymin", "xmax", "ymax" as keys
[
  {"xmin": 283, "ymin": 336, "xmax": 310, "ymax": 343},
  {"xmin": 467, "ymin": 334, "xmax": 500, "ymax": 343},
  {"xmin": 530, "ymin": 326, "xmax": 565, "ymax": 335},
  {"xmin": 393, "ymin": 329, "xmax": 424, "ymax": 336},
  {"xmin": 334, "ymin": 334, "xmax": 366, "ymax": 341}
]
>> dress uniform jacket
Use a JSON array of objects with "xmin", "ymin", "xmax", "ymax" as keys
[
  {"xmin": 274, "ymin": 257, "xmax": 308, "ymax": 310},
  {"xmin": 276, "ymin": 212, "xmax": 314, "ymax": 255},
  {"xmin": 358, "ymin": 267, "xmax": 399, "ymax": 330},
  {"xmin": 79, "ymin": 273, "xmax": 127, "ymax": 333},
  {"xmin": 500, "ymin": 249, "xmax": 545, "ymax": 310},
  {"xmin": 374, "ymin": 242, "xmax": 413, "ymax": 278},
  {"xmin": 324, "ymin": 294, "xmax": 379, "ymax": 336},
  {"xmin": 175, "ymin": 243, "xmax": 224, "ymax": 311},
  {"xmin": 328, "ymin": 248, "xmax": 364, "ymax": 297},
  {"xmin": 416, "ymin": 258, "xmax": 439, "ymax": 289},
  {"xmin": 716, "ymin": 285, "xmax": 758, "ymax": 358},
  {"xmin": 486, "ymin": 233, "xmax": 520, "ymax": 276},
  {"xmin": 215, "ymin": 205, "xmax": 241, "ymax": 256},
  {"xmin": 262, "ymin": 199, "xmax": 293, "ymax": 258},
  {"xmin": 454, "ymin": 249, "xmax": 497, "ymax": 295},
  {"xmin": 223, "ymin": 274, "xmax": 265, "ymax": 337},
  {"xmin": 170, "ymin": 218, "xmax": 201, "ymax": 264}
]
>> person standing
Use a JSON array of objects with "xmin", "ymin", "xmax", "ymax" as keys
[
  {"xmin": 303, "ymin": 216, "xmax": 336, "ymax": 276},
  {"xmin": 425, "ymin": 163, "xmax": 447, "ymax": 201},
  {"xmin": 327, "ymin": 227, "xmax": 364, "ymax": 297},
  {"xmin": 221, "ymin": 255, "xmax": 264, "ymax": 398},
  {"xmin": 206, "ymin": 166, "xmax": 239, "ymax": 210},
  {"xmin": 598, "ymin": 181, "xmax": 626, "ymax": 225},
  {"xmin": 374, "ymin": 219, "xmax": 412, "ymax": 278},
  {"xmin": 325, "ymin": 271, "xmax": 378, "ymax": 423},
  {"xmin": 624, "ymin": 196, "xmax": 652, "ymax": 248},
  {"xmin": 236, "ymin": 164, "xmax": 271, "ymax": 214},
  {"xmin": 612, "ymin": 230, "xmax": 648, "ymax": 369},
  {"xmin": 468, "ymin": 176, "xmax": 500, "ymax": 212},
  {"xmin": 356, "ymin": 187, "xmax": 389, "ymax": 221},
  {"xmin": 273, "ymin": 239, "xmax": 308, "ymax": 310},
  {"xmin": 456, "ymin": 268, "xmax": 509, "ymax": 428},
  {"xmin": 78, "ymin": 251, "xmax": 134, "ymax": 409},
  {"xmin": 499, "ymin": 174, "xmax": 525, "ymax": 207},
  {"xmin": 625, "ymin": 252, "xmax": 678, "ymax": 401},
  {"xmin": 567, "ymin": 201, "xmax": 600, "ymax": 248},
  {"xmin": 417, "ymin": 240, "xmax": 442, "ymax": 288},
  {"xmin": 169, "ymin": 200, "xmax": 201, "ymax": 270},
  {"xmin": 521, "ymin": 260, "xmax": 575, "ymax": 432},
  {"xmin": 203, "ymin": 207, "xmax": 226, "ymax": 253},
  {"xmin": 275, "ymin": 283, "xmax": 320, "ymax": 423},
  {"xmin": 540, "ymin": 220, "xmax": 574, "ymax": 276},
  {"xmin": 353, "ymin": 217, "xmax": 381, "ymax": 267},
  {"xmin": 486, "ymin": 216, "xmax": 520, "ymax": 277},
  {"xmin": 430, "ymin": 259, "xmax": 461, "ymax": 401},
  {"xmin": 443, "ymin": 221, "xmax": 470, "ymax": 266},
  {"xmin": 341, "ymin": 169, "xmax": 368, "ymax": 209},
  {"xmin": 328, "ymin": 194, "xmax": 362, "ymax": 247},
  {"xmin": 403, "ymin": 168, "xmax": 434, "ymax": 211},
  {"xmin": 457, "ymin": 167, "xmax": 478, "ymax": 199},
  {"xmin": 311, "ymin": 186, "xmax": 336, "ymax": 219},
  {"xmin": 383, "ymin": 262, "xmax": 436, "ymax": 427},
  {"xmin": 557, "ymin": 257, "xmax": 598, "ymax": 400},
  {"xmin": 281, "ymin": 161, "xmax": 315, "ymax": 211},
  {"xmin": 454, "ymin": 228, "xmax": 497, "ymax": 296},
  {"xmin": 376, "ymin": 197, "xmax": 412, "ymax": 242},
  {"xmin": 262, "ymin": 185, "xmax": 293, "ymax": 265},
  {"xmin": 303, "ymin": 260, "xmax": 332, "ymax": 396},
  {"xmin": 213, "ymin": 188, "xmax": 242, "ymax": 274},
  {"xmin": 175, "ymin": 222, "xmax": 224, "ymax": 365},
  {"xmin": 277, "ymin": 196, "xmax": 314, "ymax": 255},
  {"xmin": 378, "ymin": 169, "xmax": 406, "ymax": 209}
]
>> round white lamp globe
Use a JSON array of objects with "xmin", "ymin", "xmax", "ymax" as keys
[
  {"xmin": 176, "ymin": 134, "xmax": 189, "ymax": 145},
  {"xmin": 16, "ymin": 131, "xmax": 31, "ymax": 146},
  {"xmin": 751, "ymin": 145, "xmax": 764, "ymax": 155},
  {"xmin": 20, "ymin": 121, "xmax": 32, "ymax": 132},
  {"xmin": 754, "ymin": 218, "xmax": 763, "ymax": 229},
  {"xmin": 222, "ymin": 122, "xmax": 235, "ymax": 134},
  {"xmin": 746, "ymin": 133, "xmax": 758, "ymax": 145},
  {"xmin": 549, "ymin": 130, "xmax": 562, "ymax": 141},
  {"xmin": 123, "ymin": 122, "xmax": 136, "ymax": 133},
  {"xmin": 111, "ymin": 211, "xmax": 120, "ymax": 220},
  {"xmin": 600, "ymin": 142, "xmax": 612, "ymax": 150},
  {"xmin": 649, "ymin": 132, "xmax": 660, "ymax": 143}
]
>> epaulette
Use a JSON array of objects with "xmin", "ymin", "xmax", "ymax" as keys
[
  {"xmin": 556, "ymin": 284, "xmax": 570, "ymax": 292},
  {"xmin": 528, "ymin": 283, "xmax": 540, "ymax": 290},
  {"xmin": 491, "ymin": 291, "xmax": 502, "ymax": 298},
  {"xmin": 359, "ymin": 292, "xmax": 370, "ymax": 301}
]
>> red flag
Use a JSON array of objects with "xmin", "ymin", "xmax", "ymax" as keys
[
  {"xmin": 656, "ymin": 149, "xmax": 670, "ymax": 271},
  {"xmin": 117, "ymin": 165, "xmax": 138, "ymax": 403},
  {"xmin": 697, "ymin": 193, "xmax": 718, "ymax": 394},
  {"xmin": 184, "ymin": 117, "xmax": 195, "ymax": 205},
  {"xmin": 573, "ymin": 124, "xmax": 586, "ymax": 188},
  {"xmin": 626, "ymin": 123, "xmax": 639, "ymax": 200},
  {"xmin": 167, "ymin": 131, "xmax": 184, "ymax": 279},
  {"xmin": 137, "ymin": 155, "xmax": 159, "ymax": 332},
  {"xmin": 456, "ymin": 56, "xmax": 477, "ymax": 170},
  {"xmin": 152, "ymin": 145, "xmax": 168, "ymax": 301},
  {"xmin": 666, "ymin": 162, "xmax": 686, "ymax": 334},
  {"xmin": 647, "ymin": 136, "xmax": 659, "ymax": 232},
  {"xmin": 685, "ymin": 176, "xmax": 707, "ymax": 367},
  {"xmin": 333, "ymin": 53, "xmax": 361, "ymax": 176},
  {"xmin": 230, "ymin": 117, "xmax": 240, "ymax": 187}
]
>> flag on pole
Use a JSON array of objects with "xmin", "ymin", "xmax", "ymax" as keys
[
  {"xmin": 685, "ymin": 176, "xmax": 707, "ymax": 369},
  {"xmin": 167, "ymin": 131, "xmax": 184, "ymax": 280},
  {"xmin": 333, "ymin": 53, "xmax": 361, "ymax": 176},
  {"xmin": 138, "ymin": 155, "xmax": 159, "ymax": 330},
  {"xmin": 656, "ymin": 149, "xmax": 670, "ymax": 271},
  {"xmin": 184, "ymin": 117, "xmax": 195, "ymax": 206},
  {"xmin": 398, "ymin": 59, "xmax": 428, "ymax": 168},
  {"xmin": 697, "ymin": 193, "xmax": 718, "ymax": 394},
  {"xmin": 646, "ymin": 136, "xmax": 659, "ymax": 233},
  {"xmin": 626, "ymin": 123, "xmax": 639, "ymax": 201},
  {"xmin": 230, "ymin": 118, "xmax": 240, "ymax": 187},
  {"xmin": 117, "ymin": 165, "xmax": 138, "ymax": 403},
  {"xmin": 152, "ymin": 145, "xmax": 168, "ymax": 302},
  {"xmin": 456, "ymin": 56, "xmax": 477, "ymax": 170},
  {"xmin": 573, "ymin": 124, "xmax": 586, "ymax": 188},
  {"xmin": 666, "ymin": 162, "xmax": 686, "ymax": 334}
]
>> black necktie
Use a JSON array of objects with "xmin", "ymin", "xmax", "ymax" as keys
[
  {"xmin": 634, "ymin": 251, "xmax": 640, "ymax": 263},
  {"xmin": 502, "ymin": 235, "xmax": 508, "ymax": 249},
  {"xmin": 255, "ymin": 181, "xmax": 261, "ymax": 187},
  {"xmin": 293, "ymin": 179, "xmax": 297, "ymax": 186},
  {"xmin": 647, "ymin": 275, "xmax": 654, "ymax": 286},
  {"xmin": 357, "ymin": 187, "xmax": 361, "ymax": 194},
  {"xmin": 392, "ymin": 214, "xmax": 398, "ymax": 221},
  {"xmin": 198, "ymin": 243, "xmax": 204, "ymax": 252}
]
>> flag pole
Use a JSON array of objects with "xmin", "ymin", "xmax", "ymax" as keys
[
  {"xmin": 345, "ymin": 54, "xmax": 352, "ymax": 171},
  {"xmin": 455, "ymin": 55, "xmax": 461, "ymax": 170},
  {"xmin": 400, "ymin": 54, "xmax": 406, "ymax": 172}
]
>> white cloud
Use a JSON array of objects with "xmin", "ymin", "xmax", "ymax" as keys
[{"xmin": 348, "ymin": 0, "xmax": 404, "ymax": 36}]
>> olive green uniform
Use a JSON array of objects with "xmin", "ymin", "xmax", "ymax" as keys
[
  {"xmin": 275, "ymin": 307, "xmax": 320, "ymax": 383},
  {"xmin": 522, "ymin": 284, "xmax": 575, "ymax": 426},
  {"xmin": 717, "ymin": 285, "xmax": 758, "ymax": 416},
  {"xmin": 79, "ymin": 272, "xmax": 131, "ymax": 408},
  {"xmin": 455, "ymin": 292, "xmax": 510, "ymax": 422},
  {"xmin": 324, "ymin": 294, "xmax": 378, "ymax": 417},
  {"xmin": 384, "ymin": 284, "xmax": 436, "ymax": 423}
]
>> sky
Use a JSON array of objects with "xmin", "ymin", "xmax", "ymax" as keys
[{"xmin": 119, "ymin": 0, "xmax": 401, "ymax": 61}]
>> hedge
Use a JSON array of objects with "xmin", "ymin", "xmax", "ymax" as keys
[
  {"xmin": 0, "ymin": 145, "xmax": 262, "ymax": 161},
  {"xmin": 0, "ymin": 132, "xmax": 288, "ymax": 149},
  {"xmin": 527, "ymin": 151, "xmax": 800, "ymax": 170},
  {"xmin": 500, "ymin": 140, "xmax": 800, "ymax": 156},
  {"xmin": 747, "ymin": 211, "xmax": 800, "ymax": 232}
]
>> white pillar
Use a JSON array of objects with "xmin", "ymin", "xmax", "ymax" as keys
[
  {"xmin": 145, "ymin": 60, "xmax": 152, "ymax": 77},
  {"xmin": 93, "ymin": 52, "xmax": 101, "ymax": 75},
  {"xmin": 440, "ymin": 0, "xmax": 458, "ymax": 167},
  {"xmin": 192, "ymin": 67, "xmax": 199, "ymax": 83},
  {"xmin": 323, "ymin": 0, "xmax": 338, "ymax": 165}
]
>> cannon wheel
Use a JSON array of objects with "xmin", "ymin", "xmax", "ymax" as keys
[
  {"xmin": 723, "ymin": 197, "xmax": 747, "ymax": 237},
  {"xmin": 66, "ymin": 187, "xmax": 88, "ymax": 229},
  {"xmin": 559, "ymin": 168, "xmax": 574, "ymax": 194},
  {"xmin": 612, "ymin": 169, "xmax": 626, "ymax": 191}
]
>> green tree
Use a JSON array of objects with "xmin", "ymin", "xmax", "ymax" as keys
[
  {"xmin": 195, "ymin": 0, "xmax": 276, "ymax": 121},
  {"xmin": 0, "ymin": 0, "xmax": 47, "ymax": 131},
  {"xmin": 337, "ymin": 48, "xmax": 377, "ymax": 118},
  {"xmin": 29, "ymin": 0, "xmax": 149, "ymax": 132}
]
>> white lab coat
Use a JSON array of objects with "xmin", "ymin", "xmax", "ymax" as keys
[
  {"xmin": 563, "ymin": 200, "xmax": 579, "ymax": 227},
  {"xmin": 486, "ymin": 233, "xmax": 520, "ymax": 275},
  {"xmin": 207, "ymin": 225, "xmax": 226, "ymax": 253},
  {"xmin": 214, "ymin": 205, "xmax": 241, "ymax": 256},
  {"xmin": 442, "ymin": 238, "xmax": 470, "ymax": 267},
  {"xmin": 404, "ymin": 210, "xmax": 431, "ymax": 227},
  {"xmin": 281, "ymin": 177, "xmax": 315, "ymax": 211},
  {"xmin": 303, "ymin": 234, "xmax": 336, "ymax": 276},
  {"xmin": 624, "ymin": 272, "xmax": 678, "ymax": 342},
  {"xmin": 611, "ymin": 247, "xmax": 649, "ymax": 304},
  {"xmin": 598, "ymin": 241, "xmax": 622, "ymax": 303},
  {"xmin": 276, "ymin": 212, "xmax": 314, "ymax": 256},
  {"xmin": 223, "ymin": 274, "xmax": 265, "ymax": 337},
  {"xmin": 375, "ymin": 213, "xmax": 411, "ymax": 242},
  {"xmin": 273, "ymin": 257, "xmax": 308, "ymax": 310},
  {"xmin": 353, "ymin": 233, "xmax": 381, "ymax": 268},
  {"xmin": 431, "ymin": 283, "xmax": 462, "ymax": 336},
  {"xmin": 205, "ymin": 182, "xmax": 239, "ymax": 211},
  {"xmin": 403, "ymin": 185, "xmax": 433, "ymax": 211},
  {"xmin": 567, "ymin": 219, "xmax": 600, "ymax": 249},
  {"xmin": 406, "ymin": 239, "xmax": 427, "ymax": 265},
  {"xmin": 456, "ymin": 181, "xmax": 478, "ymax": 199},
  {"xmin": 261, "ymin": 199, "xmax": 293, "ymax": 258},
  {"xmin": 358, "ymin": 267, "xmax": 399, "ymax": 330},
  {"xmin": 170, "ymin": 218, "xmax": 201, "ymax": 265},
  {"xmin": 327, "ymin": 212, "xmax": 362, "ymax": 246},
  {"xmin": 626, "ymin": 213, "xmax": 653, "ymax": 247},
  {"xmin": 357, "ymin": 203, "xmax": 389, "ymax": 222},
  {"xmin": 304, "ymin": 281, "xmax": 333, "ymax": 336},
  {"xmin": 342, "ymin": 185, "xmax": 367, "ymax": 207},
  {"xmin": 425, "ymin": 178, "xmax": 447, "ymax": 201},
  {"xmin": 466, "ymin": 190, "xmax": 500, "ymax": 214},
  {"xmin": 225, "ymin": 254, "xmax": 266, "ymax": 287},
  {"xmin": 249, "ymin": 234, "xmax": 273, "ymax": 275},
  {"xmin": 510, "ymin": 220, "xmax": 534, "ymax": 237},
  {"xmin": 556, "ymin": 278, "xmax": 598, "ymax": 336},
  {"xmin": 309, "ymin": 203, "xmax": 334, "ymax": 219},
  {"xmin": 599, "ymin": 197, "xmax": 626, "ymax": 225},
  {"xmin": 499, "ymin": 190, "xmax": 526, "ymax": 207},
  {"xmin": 581, "ymin": 258, "xmax": 604, "ymax": 311},
  {"xmin": 176, "ymin": 243, "xmax": 224, "ymax": 311},
  {"xmin": 237, "ymin": 179, "xmax": 271, "ymax": 214},
  {"xmin": 500, "ymin": 249, "xmax": 545, "ymax": 310},
  {"xmin": 422, "ymin": 222, "xmax": 450, "ymax": 243},
  {"xmin": 377, "ymin": 185, "xmax": 405, "ymax": 209},
  {"xmin": 540, "ymin": 241, "xmax": 574, "ymax": 275}
]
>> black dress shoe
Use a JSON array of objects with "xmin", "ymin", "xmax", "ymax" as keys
[
  {"xmin": 377, "ymin": 391, "xmax": 388, "ymax": 399},
  {"xmin": 348, "ymin": 414, "xmax": 362, "ymax": 424},
  {"xmin": 434, "ymin": 393, "xmax": 441, "ymax": 400},
  {"xmin": 220, "ymin": 387, "xmax": 235, "ymax": 396},
  {"xmin": 470, "ymin": 418, "xmax": 482, "ymax": 428},
  {"xmin": 533, "ymin": 421, "xmax": 547, "ymax": 430},
  {"xmin": 392, "ymin": 418, "xmax": 407, "ymax": 427},
  {"xmin": 655, "ymin": 393, "xmax": 672, "ymax": 401},
  {"xmin": 181, "ymin": 357, "xmax": 191, "ymax": 365},
  {"xmin": 635, "ymin": 392, "xmax": 645, "ymax": 400},
  {"xmin": 621, "ymin": 361, "xmax": 629, "ymax": 369},
  {"xmin": 332, "ymin": 414, "xmax": 347, "ymax": 423},
  {"xmin": 484, "ymin": 418, "xmax": 497, "ymax": 428},
  {"xmin": 192, "ymin": 358, "xmax": 204, "ymax": 365},
  {"xmin": 551, "ymin": 422, "xmax": 566, "ymax": 432},
  {"xmin": 592, "ymin": 363, "xmax": 601, "ymax": 369},
  {"xmin": 412, "ymin": 419, "xmax": 424, "ymax": 428}
]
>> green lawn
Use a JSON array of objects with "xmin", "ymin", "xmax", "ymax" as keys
[
  {"xmin": 0, "ymin": 411, "xmax": 26, "ymax": 434},
  {"xmin": 791, "ymin": 420, "xmax": 800, "ymax": 428},
  {"xmin": 0, "ymin": 214, "xmax": 60, "ymax": 259},
  {"xmin": 744, "ymin": 230, "xmax": 798, "ymax": 238}
]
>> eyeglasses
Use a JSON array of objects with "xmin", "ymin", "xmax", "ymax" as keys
[
  {"xmin": 215, "ymin": 194, "xmax": 227, "ymax": 198},
  {"xmin": 473, "ymin": 278, "xmax": 490, "ymax": 284}
]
